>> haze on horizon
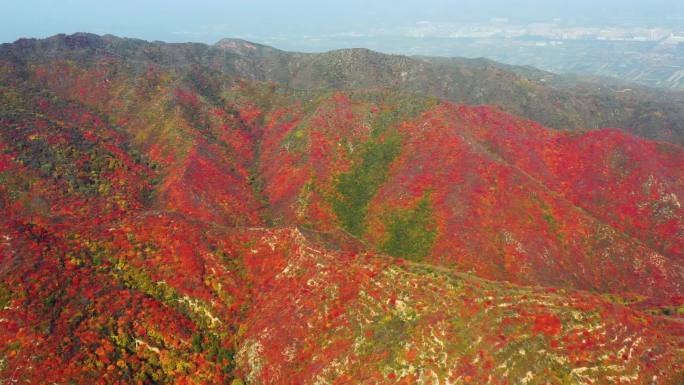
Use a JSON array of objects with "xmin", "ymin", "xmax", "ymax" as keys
[{"xmin": 3, "ymin": 0, "xmax": 684, "ymax": 48}]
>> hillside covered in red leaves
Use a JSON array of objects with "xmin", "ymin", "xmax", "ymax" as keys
[{"xmin": 1, "ymin": 34, "xmax": 683, "ymax": 384}]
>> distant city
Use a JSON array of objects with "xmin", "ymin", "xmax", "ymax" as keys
[
  {"xmin": 250, "ymin": 19, "xmax": 684, "ymax": 90},
  {"xmin": 399, "ymin": 19, "xmax": 684, "ymax": 43}
]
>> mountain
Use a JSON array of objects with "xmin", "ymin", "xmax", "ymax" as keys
[
  {"xmin": 1, "ymin": 33, "xmax": 683, "ymax": 384},
  {"xmin": 354, "ymin": 35, "xmax": 684, "ymax": 91},
  {"xmin": 5, "ymin": 33, "xmax": 684, "ymax": 145},
  {"xmin": 213, "ymin": 37, "xmax": 684, "ymax": 146}
]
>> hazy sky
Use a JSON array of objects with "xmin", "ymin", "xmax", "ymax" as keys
[{"xmin": 3, "ymin": 0, "xmax": 683, "ymax": 45}]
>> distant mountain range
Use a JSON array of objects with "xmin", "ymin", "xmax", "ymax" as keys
[
  {"xmin": 1, "ymin": 33, "xmax": 683, "ymax": 384},
  {"xmin": 276, "ymin": 33, "xmax": 684, "ymax": 91},
  {"xmin": 5, "ymin": 33, "xmax": 684, "ymax": 145}
]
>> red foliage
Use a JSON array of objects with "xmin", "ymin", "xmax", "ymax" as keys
[
  {"xmin": 359, "ymin": 103, "xmax": 684, "ymax": 300},
  {"xmin": 532, "ymin": 313, "xmax": 563, "ymax": 336},
  {"xmin": 159, "ymin": 140, "xmax": 262, "ymax": 226},
  {"xmin": 2, "ymin": 55, "xmax": 683, "ymax": 383}
]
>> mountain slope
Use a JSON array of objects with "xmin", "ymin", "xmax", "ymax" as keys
[
  {"xmin": 1, "ymin": 33, "xmax": 683, "ymax": 384},
  {"xmin": 2, "ymin": 32, "xmax": 682, "ymax": 302},
  {"xmin": 213, "ymin": 38, "xmax": 684, "ymax": 146},
  {"xmin": 3, "ymin": 212, "xmax": 683, "ymax": 384},
  {"xmin": 255, "ymin": 95, "xmax": 684, "ymax": 300}
]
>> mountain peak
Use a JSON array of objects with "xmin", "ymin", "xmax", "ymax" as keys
[{"xmin": 214, "ymin": 38, "xmax": 282, "ymax": 57}]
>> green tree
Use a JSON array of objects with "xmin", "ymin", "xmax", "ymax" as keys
[
  {"xmin": 332, "ymin": 136, "xmax": 401, "ymax": 236},
  {"xmin": 381, "ymin": 193, "xmax": 437, "ymax": 261}
]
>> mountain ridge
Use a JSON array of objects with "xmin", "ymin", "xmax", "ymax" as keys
[{"xmin": 4, "ymin": 32, "xmax": 684, "ymax": 144}]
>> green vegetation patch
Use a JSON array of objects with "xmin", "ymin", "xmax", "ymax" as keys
[
  {"xmin": 331, "ymin": 136, "xmax": 401, "ymax": 237},
  {"xmin": 191, "ymin": 332, "xmax": 235, "ymax": 374},
  {"xmin": 380, "ymin": 193, "xmax": 437, "ymax": 262},
  {"xmin": 0, "ymin": 284, "xmax": 11, "ymax": 309}
]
